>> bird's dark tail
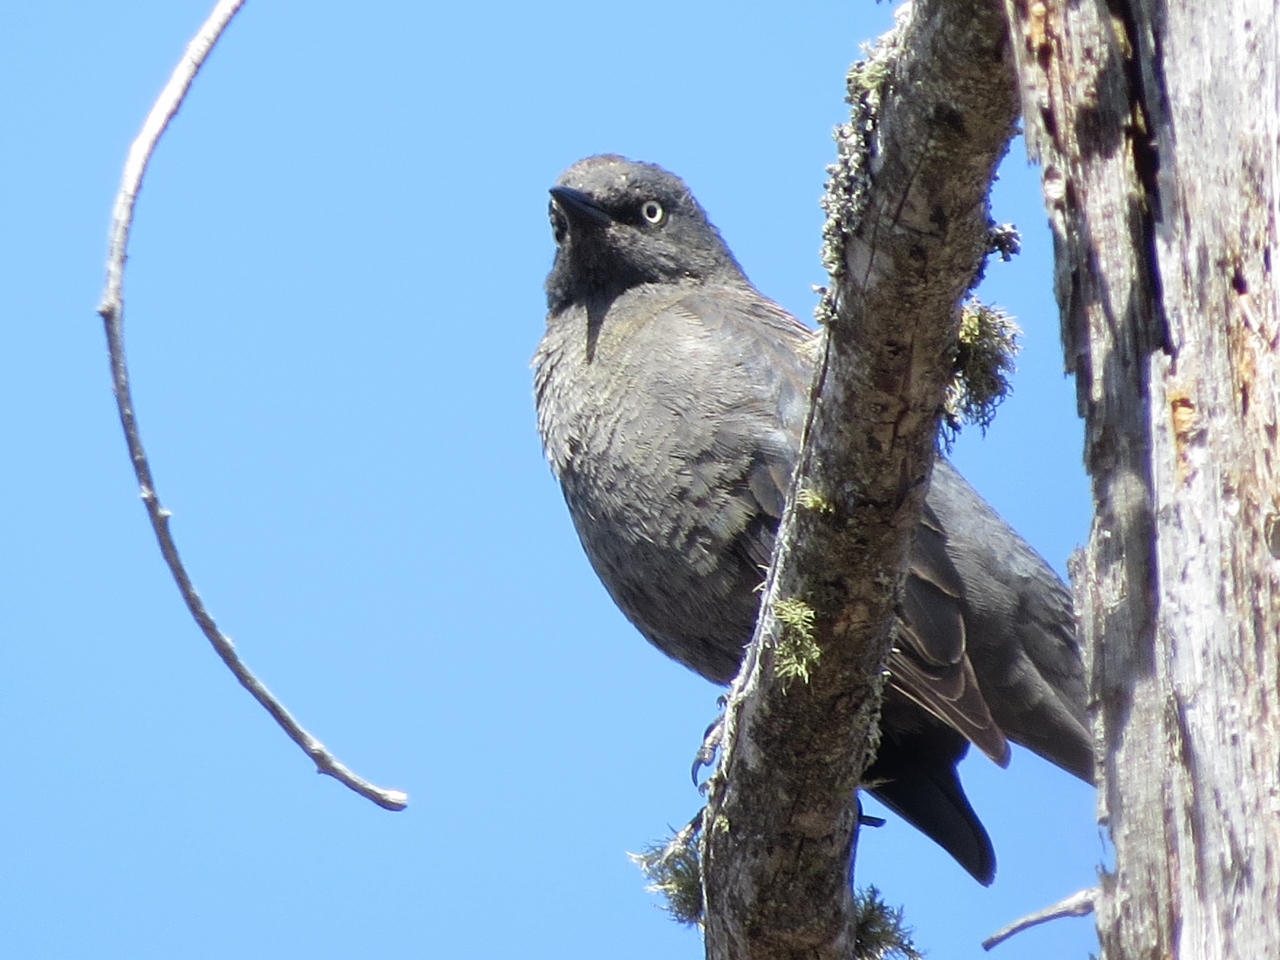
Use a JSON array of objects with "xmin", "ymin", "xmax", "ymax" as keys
[{"xmin": 864, "ymin": 727, "xmax": 995, "ymax": 885}]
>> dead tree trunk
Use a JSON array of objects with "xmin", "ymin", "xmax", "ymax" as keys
[{"xmin": 1003, "ymin": 0, "xmax": 1280, "ymax": 955}]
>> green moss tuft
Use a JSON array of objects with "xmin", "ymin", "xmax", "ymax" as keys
[
  {"xmin": 629, "ymin": 820, "xmax": 704, "ymax": 927},
  {"xmin": 943, "ymin": 300, "xmax": 1021, "ymax": 441},
  {"xmin": 773, "ymin": 597, "xmax": 822, "ymax": 686},
  {"xmin": 795, "ymin": 485, "xmax": 835, "ymax": 515},
  {"xmin": 853, "ymin": 885, "xmax": 924, "ymax": 960}
]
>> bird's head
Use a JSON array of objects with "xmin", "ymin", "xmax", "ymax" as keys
[{"xmin": 545, "ymin": 155, "xmax": 745, "ymax": 312}]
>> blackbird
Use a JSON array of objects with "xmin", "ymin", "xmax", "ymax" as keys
[{"xmin": 533, "ymin": 155, "xmax": 1092, "ymax": 884}]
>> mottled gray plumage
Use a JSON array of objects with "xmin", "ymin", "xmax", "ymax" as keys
[{"xmin": 534, "ymin": 155, "xmax": 1092, "ymax": 885}]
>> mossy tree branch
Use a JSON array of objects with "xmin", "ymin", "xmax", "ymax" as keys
[{"xmin": 700, "ymin": 0, "xmax": 1020, "ymax": 956}]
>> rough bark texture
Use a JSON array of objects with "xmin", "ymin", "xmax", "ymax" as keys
[
  {"xmin": 1005, "ymin": 0, "xmax": 1280, "ymax": 955},
  {"xmin": 699, "ymin": 1, "xmax": 1019, "ymax": 957}
]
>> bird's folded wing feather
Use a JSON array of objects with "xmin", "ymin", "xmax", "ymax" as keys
[
  {"xmin": 891, "ymin": 507, "xmax": 1009, "ymax": 766},
  {"xmin": 675, "ymin": 289, "xmax": 1010, "ymax": 766}
]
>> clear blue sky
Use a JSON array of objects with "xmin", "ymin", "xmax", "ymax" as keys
[{"xmin": 2, "ymin": 2, "xmax": 1100, "ymax": 957}]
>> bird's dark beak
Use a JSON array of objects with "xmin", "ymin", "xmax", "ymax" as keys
[{"xmin": 549, "ymin": 186, "xmax": 613, "ymax": 227}]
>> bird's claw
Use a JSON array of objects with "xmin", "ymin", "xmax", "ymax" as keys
[{"xmin": 691, "ymin": 712, "xmax": 725, "ymax": 789}]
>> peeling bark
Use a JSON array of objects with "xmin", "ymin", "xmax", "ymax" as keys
[{"xmin": 1005, "ymin": 0, "xmax": 1280, "ymax": 955}]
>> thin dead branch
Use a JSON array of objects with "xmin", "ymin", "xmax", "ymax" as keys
[
  {"xmin": 95, "ymin": 0, "xmax": 407, "ymax": 812},
  {"xmin": 981, "ymin": 886, "xmax": 1097, "ymax": 951}
]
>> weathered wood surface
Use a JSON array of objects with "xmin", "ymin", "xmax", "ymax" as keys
[{"xmin": 1004, "ymin": 0, "xmax": 1280, "ymax": 955}]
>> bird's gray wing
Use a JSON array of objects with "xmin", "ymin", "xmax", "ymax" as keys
[
  {"xmin": 676, "ymin": 288, "xmax": 1010, "ymax": 766},
  {"xmin": 925, "ymin": 460, "xmax": 1093, "ymax": 781},
  {"xmin": 670, "ymin": 288, "xmax": 815, "ymax": 577},
  {"xmin": 889, "ymin": 506, "xmax": 1010, "ymax": 766}
]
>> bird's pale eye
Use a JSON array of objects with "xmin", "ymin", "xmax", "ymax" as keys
[
  {"xmin": 640, "ymin": 200, "xmax": 665, "ymax": 225},
  {"xmin": 549, "ymin": 202, "xmax": 568, "ymax": 243}
]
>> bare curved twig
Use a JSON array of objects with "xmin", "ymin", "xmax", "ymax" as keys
[
  {"xmin": 96, "ymin": 0, "xmax": 408, "ymax": 812},
  {"xmin": 982, "ymin": 886, "xmax": 1097, "ymax": 951}
]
